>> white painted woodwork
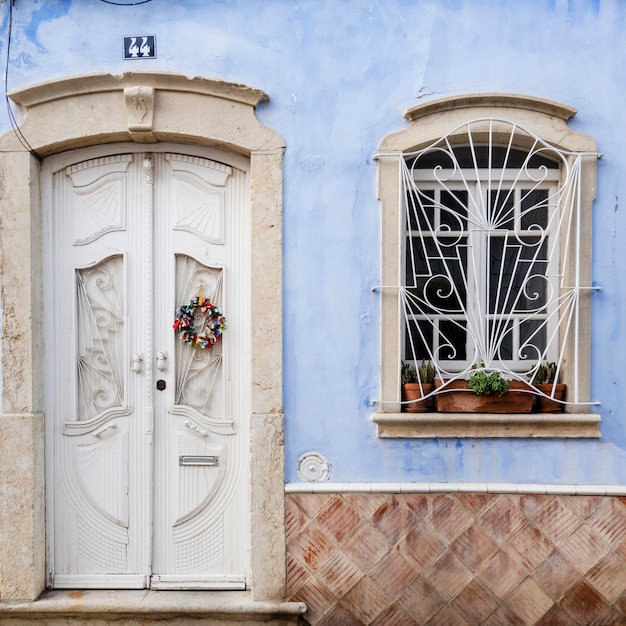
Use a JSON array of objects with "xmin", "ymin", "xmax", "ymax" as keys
[{"xmin": 44, "ymin": 146, "xmax": 250, "ymax": 589}]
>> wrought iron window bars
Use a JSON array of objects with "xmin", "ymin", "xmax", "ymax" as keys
[{"xmin": 375, "ymin": 118, "xmax": 600, "ymax": 408}]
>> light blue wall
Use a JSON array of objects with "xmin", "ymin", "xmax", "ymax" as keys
[{"xmin": 2, "ymin": 0, "xmax": 626, "ymax": 485}]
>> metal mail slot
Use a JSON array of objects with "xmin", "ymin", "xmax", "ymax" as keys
[{"xmin": 179, "ymin": 455, "xmax": 219, "ymax": 466}]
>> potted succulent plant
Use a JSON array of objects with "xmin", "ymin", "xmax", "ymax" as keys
[
  {"xmin": 533, "ymin": 361, "xmax": 566, "ymax": 413},
  {"xmin": 401, "ymin": 360, "xmax": 435, "ymax": 413},
  {"xmin": 434, "ymin": 364, "xmax": 534, "ymax": 413}
]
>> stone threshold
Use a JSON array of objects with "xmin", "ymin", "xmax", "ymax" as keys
[{"xmin": 0, "ymin": 590, "xmax": 307, "ymax": 620}]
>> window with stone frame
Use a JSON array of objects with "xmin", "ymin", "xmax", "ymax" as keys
[{"xmin": 372, "ymin": 95, "xmax": 601, "ymax": 438}]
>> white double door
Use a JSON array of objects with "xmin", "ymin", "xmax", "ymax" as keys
[{"xmin": 44, "ymin": 146, "xmax": 250, "ymax": 589}]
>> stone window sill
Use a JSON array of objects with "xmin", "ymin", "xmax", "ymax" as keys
[{"xmin": 372, "ymin": 412, "xmax": 601, "ymax": 438}]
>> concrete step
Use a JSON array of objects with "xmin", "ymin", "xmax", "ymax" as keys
[{"xmin": 0, "ymin": 589, "xmax": 308, "ymax": 625}]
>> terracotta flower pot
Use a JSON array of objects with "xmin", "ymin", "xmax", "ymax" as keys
[
  {"xmin": 402, "ymin": 383, "xmax": 433, "ymax": 413},
  {"xmin": 535, "ymin": 383, "xmax": 566, "ymax": 413},
  {"xmin": 434, "ymin": 379, "xmax": 534, "ymax": 413}
]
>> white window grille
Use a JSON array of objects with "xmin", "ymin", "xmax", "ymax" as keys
[{"xmin": 383, "ymin": 118, "xmax": 598, "ymax": 406}]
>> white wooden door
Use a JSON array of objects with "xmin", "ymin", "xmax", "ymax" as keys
[{"xmin": 44, "ymin": 147, "xmax": 250, "ymax": 589}]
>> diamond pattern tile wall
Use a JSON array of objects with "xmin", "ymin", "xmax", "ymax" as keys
[{"xmin": 286, "ymin": 493, "xmax": 626, "ymax": 625}]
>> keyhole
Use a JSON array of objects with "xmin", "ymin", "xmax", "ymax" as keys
[{"xmin": 156, "ymin": 379, "xmax": 166, "ymax": 391}]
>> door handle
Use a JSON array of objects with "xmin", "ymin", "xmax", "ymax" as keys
[
  {"xmin": 131, "ymin": 353, "xmax": 143, "ymax": 374},
  {"xmin": 157, "ymin": 351, "xmax": 167, "ymax": 372}
]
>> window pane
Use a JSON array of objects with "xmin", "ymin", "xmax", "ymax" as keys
[
  {"xmin": 520, "ymin": 319, "xmax": 547, "ymax": 360},
  {"xmin": 409, "ymin": 149, "xmax": 457, "ymax": 170},
  {"xmin": 490, "ymin": 190, "xmax": 514, "ymax": 230},
  {"xmin": 440, "ymin": 190, "xmax": 468, "ymax": 230},
  {"xmin": 410, "ymin": 146, "xmax": 559, "ymax": 170},
  {"xmin": 404, "ymin": 317, "xmax": 468, "ymax": 362},
  {"xmin": 407, "ymin": 190, "xmax": 435, "ymax": 231},
  {"xmin": 487, "ymin": 318, "xmax": 547, "ymax": 363},
  {"xmin": 517, "ymin": 237, "xmax": 548, "ymax": 312},
  {"xmin": 521, "ymin": 189, "xmax": 549, "ymax": 230},
  {"xmin": 489, "ymin": 237, "xmax": 547, "ymax": 314},
  {"xmin": 488, "ymin": 319, "xmax": 513, "ymax": 361},
  {"xmin": 438, "ymin": 320, "xmax": 467, "ymax": 361},
  {"xmin": 406, "ymin": 236, "xmax": 427, "ymax": 283},
  {"xmin": 406, "ymin": 236, "xmax": 467, "ymax": 312},
  {"xmin": 405, "ymin": 319, "xmax": 432, "ymax": 361}
]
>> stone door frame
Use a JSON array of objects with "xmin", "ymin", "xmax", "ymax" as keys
[{"xmin": 0, "ymin": 72, "xmax": 286, "ymax": 601}]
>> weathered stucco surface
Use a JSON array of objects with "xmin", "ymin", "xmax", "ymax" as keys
[{"xmin": 0, "ymin": 414, "xmax": 45, "ymax": 601}]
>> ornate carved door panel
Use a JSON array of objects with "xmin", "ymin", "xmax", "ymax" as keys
[{"xmin": 45, "ymin": 148, "xmax": 250, "ymax": 589}]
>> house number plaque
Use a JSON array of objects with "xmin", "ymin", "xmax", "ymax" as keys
[{"xmin": 123, "ymin": 35, "xmax": 156, "ymax": 59}]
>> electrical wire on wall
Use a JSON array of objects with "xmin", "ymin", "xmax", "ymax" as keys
[
  {"xmin": 100, "ymin": 0, "xmax": 153, "ymax": 5},
  {"xmin": 2, "ymin": 0, "xmax": 154, "ymax": 156},
  {"xmin": 3, "ymin": 0, "xmax": 41, "ymax": 160}
]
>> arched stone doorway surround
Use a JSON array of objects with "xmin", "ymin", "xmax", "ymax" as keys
[{"xmin": 0, "ymin": 72, "xmax": 288, "ymax": 607}]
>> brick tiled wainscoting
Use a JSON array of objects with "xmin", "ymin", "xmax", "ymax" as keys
[{"xmin": 286, "ymin": 492, "xmax": 626, "ymax": 625}]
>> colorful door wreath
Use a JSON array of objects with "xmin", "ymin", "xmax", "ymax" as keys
[{"xmin": 173, "ymin": 295, "xmax": 226, "ymax": 349}]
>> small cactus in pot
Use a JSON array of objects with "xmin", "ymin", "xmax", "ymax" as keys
[
  {"xmin": 401, "ymin": 360, "xmax": 435, "ymax": 412},
  {"xmin": 533, "ymin": 361, "xmax": 566, "ymax": 412}
]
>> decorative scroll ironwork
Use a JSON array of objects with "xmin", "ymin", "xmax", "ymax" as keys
[
  {"xmin": 76, "ymin": 255, "xmax": 125, "ymax": 421},
  {"xmin": 394, "ymin": 119, "xmax": 594, "ymax": 403}
]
